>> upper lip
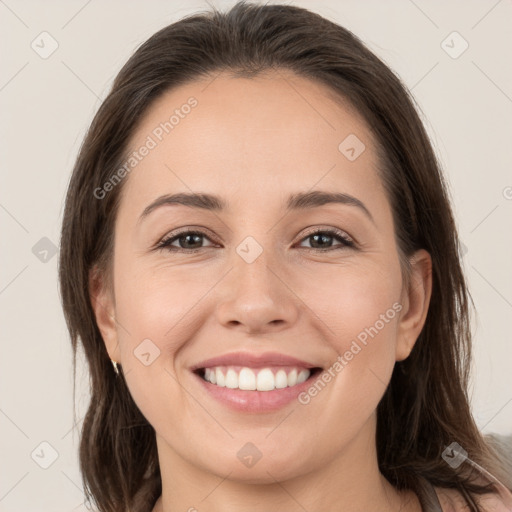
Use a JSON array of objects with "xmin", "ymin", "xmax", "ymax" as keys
[{"xmin": 190, "ymin": 351, "xmax": 321, "ymax": 371}]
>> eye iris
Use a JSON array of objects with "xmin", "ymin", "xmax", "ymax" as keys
[
  {"xmin": 179, "ymin": 233, "xmax": 202, "ymax": 249},
  {"xmin": 310, "ymin": 233, "xmax": 333, "ymax": 249}
]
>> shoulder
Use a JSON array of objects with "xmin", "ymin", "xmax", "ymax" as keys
[{"xmin": 433, "ymin": 486, "xmax": 512, "ymax": 512}]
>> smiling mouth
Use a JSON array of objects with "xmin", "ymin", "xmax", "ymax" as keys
[{"xmin": 193, "ymin": 366, "xmax": 323, "ymax": 392}]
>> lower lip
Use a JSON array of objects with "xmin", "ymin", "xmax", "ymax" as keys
[{"xmin": 192, "ymin": 370, "xmax": 321, "ymax": 413}]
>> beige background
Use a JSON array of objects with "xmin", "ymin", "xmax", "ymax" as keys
[{"xmin": 1, "ymin": 1, "xmax": 511, "ymax": 510}]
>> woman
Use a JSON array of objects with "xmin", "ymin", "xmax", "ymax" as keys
[{"xmin": 58, "ymin": 2, "xmax": 512, "ymax": 511}]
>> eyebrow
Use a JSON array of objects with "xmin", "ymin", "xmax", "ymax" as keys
[{"xmin": 138, "ymin": 190, "xmax": 374, "ymax": 224}]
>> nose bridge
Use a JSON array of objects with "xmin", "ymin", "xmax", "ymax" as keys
[
  {"xmin": 214, "ymin": 232, "xmax": 299, "ymax": 332},
  {"xmin": 232, "ymin": 233, "xmax": 281, "ymax": 300}
]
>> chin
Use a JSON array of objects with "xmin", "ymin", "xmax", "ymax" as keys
[{"xmin": 199, "ymin": 448, "xmax": 313, "ymax": 484}]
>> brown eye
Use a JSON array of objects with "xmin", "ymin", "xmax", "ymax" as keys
[
  {"xmin": 298, "ymin": 229, "xmax": 355, "ymax": 251},
  {"xmin": 155, "ymin": 227, "xmax": 355, "ymax": 254},
  {"xmin": 157, "ymin": 230, "xmax": 216, "ymax": 252}
]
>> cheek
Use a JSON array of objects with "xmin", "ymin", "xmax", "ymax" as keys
[
  {"xmin": 111, "ymin": 267, "xmax": 196, "ymax": 428},
  {"xmin": 296, "ymin": 260, "xmax": 401, "ymax": 405},
  {"xmin": 113, "ymin": 253, "xmax": 211, "ymax": 350},
  {"xmin": 109, "ymin": 252, "xmax": 200, "ymax": 412},
  {"xmin": 298, "ymin": 259, "xmax": 402, "ymax": 347}
]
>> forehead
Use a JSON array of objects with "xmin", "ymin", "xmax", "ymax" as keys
[{"xmin": 120, "ymin": 70, "xmax": 386, "ymax": 217}]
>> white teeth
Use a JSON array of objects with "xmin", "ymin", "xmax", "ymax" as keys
[
  {"xmin": 297, "ymin": 369, "xmax": 309, "ymax": 384},
  {"xmin": 275, "ymin": 369, "xmax": 288, "ymax": 389},
  {"xmin": 256, "ymin": 368, "xmax": 275, "ymax": 391},
  {"xmin": 216, "ymin": 368, "xmax": 225, "ymax": 387},
  {"xmin": 238, "ymin": 367, "xmax": 256, "ymax": 390},
  {"xmin": 202, "ymin": 366, "xmax": 312, "ymax": 391},
  {"xmin": 225, "ymin": 368, "xmax": 238, "ymax": 389}
]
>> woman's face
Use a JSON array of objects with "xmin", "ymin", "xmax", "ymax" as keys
[{"xmin": 92, "ymin": 70, "xmax": 431, "ymax": 483}]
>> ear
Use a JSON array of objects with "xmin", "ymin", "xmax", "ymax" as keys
[
  {"xmin": 89, "ymin": 265, "xmax": 119, "ymax": 362},
  {"xmin": 395, "ymin": 249, "xmax": 432, "ymax": 362}
]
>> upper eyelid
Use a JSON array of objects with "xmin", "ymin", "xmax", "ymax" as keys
[
  {"xmin": 301, "ymin": 226, "xmax": 353, "ymax": 240},
  {"xmin": 159, "ymin": 227, "xmax": 219, "ymax": 244}
]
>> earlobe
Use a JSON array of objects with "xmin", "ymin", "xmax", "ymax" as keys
[
  {"xmin": 89, "ymin": 265, "xmax": 119, "ymax": 361},
  {"xmin": 395, "ymin": 249, "xmax": 433, "ymax": 362}
]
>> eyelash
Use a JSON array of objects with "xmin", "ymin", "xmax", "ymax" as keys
[{"xmin": 155, "ymin": 227, "xmax": 356, "ymax": 253}]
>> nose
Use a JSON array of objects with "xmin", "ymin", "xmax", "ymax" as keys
[{"xmin": 214, "ymin": 250, "xmax": 300, "ymax": 335}]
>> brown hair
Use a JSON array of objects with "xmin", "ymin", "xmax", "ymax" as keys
[{"xmin": 58, "ymin": 2, "xmax": 511, "ymax": 511}]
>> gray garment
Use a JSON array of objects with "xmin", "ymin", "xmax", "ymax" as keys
[
  {"xmin": 416, "ymin": 476, "xmax": 443, "ymax": 512},
  {"xmin": 484, "ymin": 433, "xmax": 512, "ymax": 486},
  {"xmin": 414, "ymin": 433, "xmax": 512, "ymax": 511}
]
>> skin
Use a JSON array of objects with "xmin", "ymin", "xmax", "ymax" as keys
[{"xmin": 90, "ymin": 70, "xmax": 434, "ymax": 512}]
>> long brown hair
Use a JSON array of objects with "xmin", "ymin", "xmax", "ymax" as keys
[{"xmin": 58, "ymin": 2, "xmax": 511, "ymax": 511}]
